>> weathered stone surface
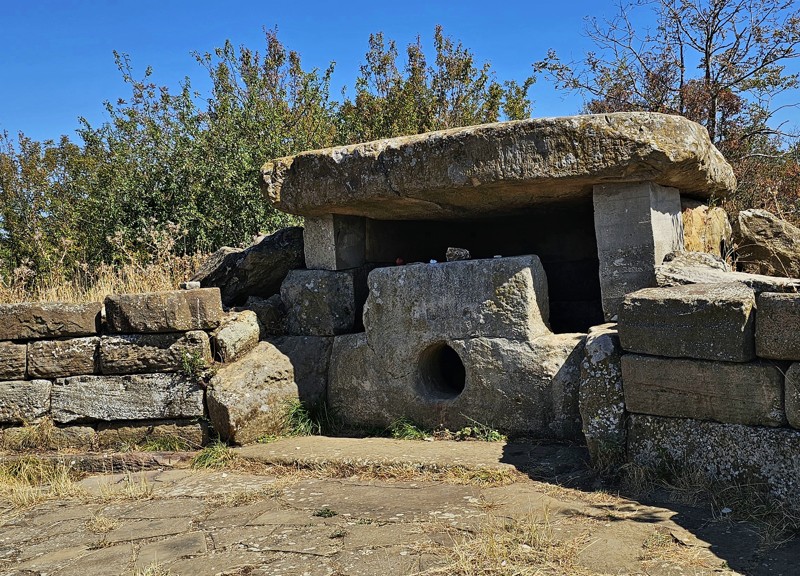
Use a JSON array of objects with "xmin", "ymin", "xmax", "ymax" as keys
[
  {"xmin": 579, "ymin": 324, "xmax": 625, "ymax": 466},
  {"xmin": 212, "ymin": 310, "xmax": 261, "ymax": 363},
  {"xmin": 618, "ymin": 282, "xmax": 755, "ymax": 362},
  {"xmin": 244, "ymin": 295, "xmax": 286, "ymax": 337},
  {"xmin": 755, "ymin": 292, "xmax": 800, "ymax": 360},
  {"xmin": 1, "ymin": 424, "xmax": 96, "ymax": 451},
  {"xmin": 51, "ymin": 374, "xmax": 204, "ymax": 423},
  {"xmin": 105, "ymin": 288, "xmax": 224, "ymax": 333},
  {"xmin": 733, "ymin": 208, "xmax": 800, "ymax": 277},
  {"xmin": 281, "ymin": 269, "xmax": 357, "ymax": 336},
  {"xmin": 446, "ymin": 247, "xmax": 471, "ymax": 261},
  {"xmin": 363, "ymin": 256, "xmax": 551, "ymax": 381},
  {"xmin": 628, "ymin": 414, "xmax": 800, "ymax": 511},
  {"xmin": 304, "ymin": 215, "xmax": 366, "ymax": 270},
  {"xmin": 191, "ymin": 227, "xmax": 305, "ymax": 306},
  {"xmin": 267, "ymin": 336, "xmax": 333, "ymax": 407},
  {"xmin": 96, "ymin": 419, "xmax": 207, "ymax": 450},
  {"xmin": 0, "ymin": 341, "xmax": 26, "ymax": 380},
  {"xmin": 656, "ymin": 250, "xmax": 800, "ymax": 293},
  {"xmin": 593, "ymin": 182, "xmax": 684, "ymax": 319},
  {"xmin": 28, "ymin": 337, "xmax": 99, "ymax": 378},
  {"xmin": 328, "ymin": 332, "xmax": 585, "ymax": 437},
  {"xmin": 621, "ymin": 354, "xmax": 786, "ymax": 426},
  {"xmin": 0, "ymin": 380, "xmax": 51, "ymax": 423},
  {"xmin": 207, "ymin": 342, "xmax": 298, "ymax": 444},
  {"xmin": 0, "ymin": 301, "xmax": 100, "ymax": 340},
  {"xmin": 681, "ymin": 199, "xmax": 732, "ymax": 258},
  {"xmin": 262, "ymin": 113, "xmax": 735, "ymax": 219},
  {"xmin": 785, "ymin": 363, "xmax": 800, "ymax": 429},
  {"xmin": 99, "ymin": 331, "xmax": 211, "ymax": 375}
]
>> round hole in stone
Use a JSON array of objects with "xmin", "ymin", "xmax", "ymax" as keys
[{"xmin": 419, "ymin": 342, "xmax": 466, "ymax": 399}]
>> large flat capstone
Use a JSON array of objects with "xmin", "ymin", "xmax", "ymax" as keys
[{"xmin": 262, "ymin": 113, "xmax": 735, "ymax": 219}]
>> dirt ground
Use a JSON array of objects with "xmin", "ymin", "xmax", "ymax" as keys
[{"xmin": 1, "ymin": 437, "xmax": 797, "ymax": 575}]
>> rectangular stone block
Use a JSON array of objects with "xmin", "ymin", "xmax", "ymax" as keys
[
  {"xmin": 267, "ymin": 335, "xmax": 333, "ymax": 407},
  {"xmin": 628, "ymin": 414, "xmax": 800, "ymax": 512},
  {"xmin": 0, "ymin": 301, "xmax": 101, "ymax": 340},
  {"xmin": 28, "ymin": 337, "xmax": 99, "ymax": 378},
  {"xmin": 755, "ymin": 292, "xmax": 800, "ymax": 360},
  {"xmin": 281, "ymin": 269, "xmax": 357, "ymax": 336},
  {"xmin": 212, "ymin": 311, "xmax": 260, "ymax": 363},
  {"xmin": 786, "ymin": 363, "xmax": 800, "ymax": 429},
  {"xmin": 0, "ymin": 380, "xmax": 52, "ymax": 423},
  {"xmin": 105, "ymin": 288, "xmax": 224, "ymax": 334},
  {"xmin": 619, "ymin": 282, "xmax": 755, "ymax": 362},
  {"xmin": 51, "ymin": 374, "xmax": 204, "ymax": 423},
  {"xmin": 303, "ymin": 214, "xmax": 366, "ymax": 270},
  {"xmin": 0, "ymin": 341, "xmax": 27, "ymax": 380},
  {"xmin": 100, "ymin": 331, "xmax": 211, "ymax": 375},
  {"xmin": 593, "ymin": 182, "xmax": 684, "ymax": 320},
  {"xmin": 621, "ymin": 354, "xmax": 786, "ymax": 426},
  {"xmin": 96, "ymin": 419, "xmax": 208, "ymax": 450}
]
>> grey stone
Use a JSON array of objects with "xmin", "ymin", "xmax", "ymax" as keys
[
  {"xmin": 628, "ymin": 413, "xmax": 800, "ymax": 512},
  {"xmin": 105, "ymin": 288, "xmax": 224, "ymax": 333},
  {"xmin": 755, "ymin": 292, "xmax": 800, "ymax": 360},
  {"xmin": 446, "ymin": 247, "xmax": 471, "ymax": 261},
  {"xmin": 621, "ymin": 354, "xmax": 786, "ymax": 426},
  {"xmin": 656, "ymin": 250, "xmax": 800, "ymax": 293},
  {"xmin": 303, "ymin": 214, "xmax": 366, "ymax": 270},
  {"xmin": 245, "ymin": 294, "xmax": 286, "ymax": 337},
  {"xmin": 785, "ymin": 363, "xmax": 800, "ymax": 429},
  {"xmin": 618, "ymin": 282, "xmax": 755, "ymax": 362},
  {"xmin": 99, "ymin": 331, "xmax": 211, "ymax": 375},
  {"xmin": 281, "ymin": 269, "xmax": 357, "ymax": 336},
  {"xmin": 96, "ymin": 419, "xmax": 207, "ymax": 450},
  {"xmin": 0, "ymin": 301, "xmax": 100, "ymax": 340},
  {"xmin": 0, "ymin": 341, "xmax": 26, "ymax": 380},
  {"xmin": 593, "ymin": 182, "xmax": 684, "ymax": 320},
  {"xmin": 262, "ymin": 113, "xmax": 735, "ymax": 219},
  {"xmin": 267, "ymin": 335, "xmax": 333, "ymax": 407},
  {"xmin": 27, "ymin": 337, "xmax": 99, "ymax": 378},
  {"xmin": 0, "ymin": 380, "xmax": 51, "ymax": 423},
  {"xmin": 191, "ymin": 227, "xmax": 305, "ymax": 306},
  {"xmin": 51, "ymin": 374, "xmax": 204, "ymax": 423},
  {"xmin": 579, "ymin": 324, "xmax": 626, "ymax": 467},
  {"xmin": 212, "ymin": 310, "xmax": 261, "ymax": 363},
  {"xmin": 207, "ymin": 341, "xmax": 298, "ymax": 444},
  {"xmin": 733, "ymin": 208, "xmax": 800, "ymax": 277}
]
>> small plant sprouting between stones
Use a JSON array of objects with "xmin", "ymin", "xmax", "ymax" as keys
[
  {"xmin": 191, "ymin": 440, "xmax": 235, "ymax": 469},
  {"xmin": 453, "ymin": 417, "xmax": 507, "ymax": 442},
  {"xmin": 313, "ymin": 506, "xmax": 338, "ymax": 518},
  {"xmin": 181, "ymin": 350, "xmax": 208, "ymax": 379},
  {"xmin": 388, "ymin": 417, "xmax": 431, "ymax": 440},
  {"xmin": 283, "ymin": 398, "xmax": 341, "ymax": 437}
]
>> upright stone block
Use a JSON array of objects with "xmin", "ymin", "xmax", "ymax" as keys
[
  {"xmin": 105, "ymin": 288, "xmax": 224, "ymax": 334},
  {"xmin": 755, "ymin": 292, "xmax": 800, "ymax": 360},
  {"xmin": 304, "ymin": 215, "xmax": 366, "ymax": 270},
  {"xmin": 618, "ymin": 282, "xmax": 756, "ymax": 362},
  {"xmin": 28, "ymin": 337, "xmax": 99, "ymax": 378},
  {"xmin": 281, "ymin": 269, "xmax": 357, "ymax": 336},
  {"xmin": 0, "ymin": 380, "xmax": 52, "ymax": 423},
  {"xmin": 785, "ymin": 363, "xmax": 800, "ymax": 429},
  {"xmin": 593, "ymin": 182, "xmax": 684, "ymax": 319},
  {"xmin": 0, "ymin": 301, "xmax": 101, "ymax": 340},
  {"xmin": 267, "ymin": 336, "xmax": 333, "ymax": 407},
  {"xmin": 0, "ymin": 342, "xmax": 27, "ymax": 380},
  {"xmin": 621, "ymin": 354, "xmax": 786, "ymax": 427}
]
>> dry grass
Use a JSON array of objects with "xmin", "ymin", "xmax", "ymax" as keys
[
  {"xmin": 97, "ymin": 472, "xmax": 154, "ymax": 501},
  {"xmin": 134, "ymin": 562, "xmax": 174, "ymax": 576},
  {"xmin": 0, "ymin": 456, "xmax": 87, "ymax": 507},
  {"xmin": 86, "ymin": 513, "xmax": 120, "ymax": 534}
]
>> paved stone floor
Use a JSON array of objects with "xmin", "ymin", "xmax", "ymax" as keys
[{"xmin": 1, "ymin": 438, "xmax": 797, "ymax": 575}]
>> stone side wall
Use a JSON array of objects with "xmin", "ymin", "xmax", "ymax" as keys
[{"xmin": 0, "ymin": 288, "xmax": 264, "ymax": 451}]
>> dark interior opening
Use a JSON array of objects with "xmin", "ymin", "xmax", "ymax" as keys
[
  {"xmin": 419, "ymin": 342, "xmax": 466, "ymax": 400},
  {"xmin": 364, "ymin": 202, "xmax": 604, "ymax": 333}
]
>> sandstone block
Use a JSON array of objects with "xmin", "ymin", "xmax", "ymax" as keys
[
  {"xmin": 212, "ymin": 311, "xmax": 261, "ymax": 363},
  {"xmin": 51, "ymin": 374, "xmax": 204, "ymax": 423},
  {"xmin": 621, "ymin": 354, "xmax": 785, "ymax": 426},
  {"xmin": 96, "ymin": 419, "xmax": 208, "ymax": 450},
  {"xmin": 0, "ymin": 301, "xmax": 100, "ymax": 340},
  {"xmin": 28, "ymin": 337, "xmax": 99, "ymax": 378},
  {"xmin": 733, "ymin": 209, "xmax": 800, "ymax": 277},
  {"xmin": 628, "ymin": 414, "xmax": 800, "ymax": 512},
  {"xmin": 755, "ymin": 293, "xmax": 800, "ymax": 360},
  {"xmin": 0, "ymin": 380, "xmax": 51, "ymax": 423},
  {"xmin": 263, "ymin": 113, "xmax": 735, "ymax": 220},
  {"xmin": 245, "ymin": 295, "xmax": 286, "ymax": 337},
  {"xmin": 618, "ymin": 283, "xmax": 755, "ymax": 362},
  {"xmin": 681, "ymin": 199, "xmax": 732, "ymax": 258},
  {"xmin": 191, "ymin": 227, "xmax": 304, "ymax": 306},
  {"xmin": 105, "ymin": 288, "xmax": 224, "ymax": 333},
  {"xmin": 0, "ymin": 341, "xmax": 26, "ymax": 380},
  {"xmin": 267, "ymin": 336, "xmax": 333, "ymax": 407},
  {"xmin": 785, "ymin": 363, "xmax": 800, "ymax": 429},
  {"xmin": 207, "ymin": 342, "xmax": 298, "ymax": 444},
  {"xmin": 99, "ymin": 331, "xmax": 211, "ymax": 375},
  {"xmin": 303, "ymin": 215, "xmax": 366, "ymax": 270},
  {"xmin": 281, "ymin": 269, "xmax": 357, "ymax": 336},
  {"xmin": 579, "ymin": 324, "xmax": 626, "ymax": 466}
]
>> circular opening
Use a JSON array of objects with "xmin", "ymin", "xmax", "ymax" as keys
[{"xmin": 419, "ymin": 342, "xmax": 466, "ymax": 399}]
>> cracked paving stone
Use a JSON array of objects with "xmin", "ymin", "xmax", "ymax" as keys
[{"xmin": 134, "ymin": 530, "xmax": 208, "ymax": 568}]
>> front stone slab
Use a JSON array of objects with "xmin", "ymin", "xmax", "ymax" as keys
[
  {"xmin": 755, "ymin": 292, "xmax": 800, "ymax": 360},
  {"xmin": 262, "ymin": 113, "xmax": 735, "ymax": 219},
  {"xmin": 618, "ymin": 283, "xmax": 755, "ymax": 362},
  {"xmin": 622, "ymin": 354, "xmax": 786, "ymax": 426},
  {"xmin": 594, "ymin": 182, "xmax": 684, "ymax": 319},
  {"xmin": 304, "ymin": 215, "xmax": 366, "ymax": 270}
]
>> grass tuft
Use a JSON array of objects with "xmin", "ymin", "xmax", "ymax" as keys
[
  {"xmin": 0, "ymin": 456, "xmax": 86, "ymax": 508},
  {"xmin": 388, "ymin": 417, "xmax": 430, "ymax": 440},
  {"xmin": 191, "ymin": 440, "xmax": 236, "ymax": 469}
]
